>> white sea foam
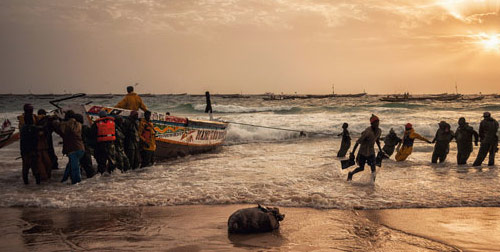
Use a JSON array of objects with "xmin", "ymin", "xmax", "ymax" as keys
[{"xmin": 0, "ymin": 95, "xmax": 499, "ymax": 209}]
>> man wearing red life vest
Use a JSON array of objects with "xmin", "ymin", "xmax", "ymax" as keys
[{"xmin": 92, "ymin": 110, "xmax": 117, "ymax": 174}]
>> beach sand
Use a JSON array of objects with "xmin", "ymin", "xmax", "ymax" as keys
[{"xmin": 1, "ymin": 205, "xmax": 498, "ymax": 251}]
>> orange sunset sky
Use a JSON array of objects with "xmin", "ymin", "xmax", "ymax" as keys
[{"xmin": 0, "ymin": 0, "xmax": 499, "ymax": 94}]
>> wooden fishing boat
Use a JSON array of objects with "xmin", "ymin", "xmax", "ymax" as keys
[
  {"xmin": 84, "ymin": 105, "xmax": 228, "ymax": 159},
  {"xmin": 461, "ymin": 95, "xmax": 485, "ymax": 101},
  {"xmin": 380, "ymin": 93, "xmax": 462, "ymax": 102}
]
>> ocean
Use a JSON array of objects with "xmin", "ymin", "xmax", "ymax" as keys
[{"xmin": 0, "ymin": 94, "xmax": 499, "ymax": 209}]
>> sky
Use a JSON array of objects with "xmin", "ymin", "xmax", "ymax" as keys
[{"xmin": 0, "ymin": 0, "xmax": 499, "ymax": 94}]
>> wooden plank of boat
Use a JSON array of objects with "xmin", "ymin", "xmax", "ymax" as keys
[
  {"xmin": 85, "ymin": 105, "xmax": 228, "ymax": 159},
  {"xmin": 0, "ymin": 128, "xmax": 18, "ymax": 149}
]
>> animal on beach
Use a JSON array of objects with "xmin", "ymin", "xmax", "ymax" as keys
[{"xmin": 227, "ymin": 204, "xmax": 285, "ymax": 233}]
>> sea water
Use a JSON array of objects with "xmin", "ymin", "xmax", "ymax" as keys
[{"xmin": 0, "ymin": 94, "xmax": 499, "ymax": 209}]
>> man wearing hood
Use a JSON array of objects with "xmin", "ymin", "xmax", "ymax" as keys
[
  {"xmin": 395, "ymin": 123, "xmax": 432, "ymax": 162},
  {"xmin": 115, "ymin": 86, "xmax": 148, "ymax": 112},
  {"xmin": 431, "ymin": 121, "xmax": 454, "ymax": 163},
  {"xmin": 455, "ymin": 117, "xmax": 478, "ymax": 165},
  {"xmin": 473, "ymin": 112, "xmax": 499, "ymax": 166},
  {"xmin": 347, "ymin": 114, "xmax": 382, "ymax": 181},
  {"xmin": 382, "ymin": 128, "xmax": 401, "ymax": 157}
]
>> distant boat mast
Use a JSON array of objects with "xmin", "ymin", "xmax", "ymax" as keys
[{"xmin": 332, "ymin": 84, "xmax": 335, "ymax": 95}]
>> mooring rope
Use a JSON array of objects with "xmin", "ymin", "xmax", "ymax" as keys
[{"xmin": 220, "ymin": 120, "xmax": 336, "ymax": 136}]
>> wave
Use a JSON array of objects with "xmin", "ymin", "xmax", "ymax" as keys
[{"xmin": 185, "ymin": 103, "xmax": 300, "ymax": 113}]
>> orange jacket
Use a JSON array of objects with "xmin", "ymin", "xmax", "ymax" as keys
[
  {"xmin": 115, "ymin": 92, "xmax": 148, "ymax": 111},
  {"xmin": 96, "ymin": 117, "xmax": 116, "ymax": 142},
  {"xmin": 139, "ymin": 119, "xmax": 156, "ymax": 151}
]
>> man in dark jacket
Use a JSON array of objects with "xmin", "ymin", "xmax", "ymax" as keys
[
  {"xmin": 124, "ymin": 111, "xmax": 141, "ymax": 169},
  {"xmin": 52, "ymin": 110, "xmax": 85, "ymax": 184},
  {"xmin": 455, "ymin": 117, "xmax": 478, "ymax": 165},
  {"xmin": 73, "ymin": 114, "xmax": 95, "ymax": 178},
  {"xmin": 473, "ymin": 112, "xmax": 499, "ymax": 166},
  {"xmin": 19, "ymin": 104, "xmax": 40, "ymax": 184},
  {"xmin": 382, "ymin": 128, "xmax": 401, "ymax": 157},
  {"xmin": 114, "ymin": 115, "xmax": 130, "ymax": 172},
  {"xmin": 37, "ymin": 109, "xmax": 58, "ymax": 171},
  {"xmin": 431, "ymin": 121, "xmax": 454, "ymax": 163}
]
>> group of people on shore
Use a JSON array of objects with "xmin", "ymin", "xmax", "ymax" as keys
[
  {"xmin": 338, "ymin": 112, "xmax": 499, "ymax": 181},
  {"xmin": 19, "ymin": 86, "xmax": 157, "ymax": 185}
]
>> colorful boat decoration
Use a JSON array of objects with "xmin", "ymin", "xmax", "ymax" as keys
[{"xmin": 84, "ymin": 105, "xmax": 228, "ymax": 159}]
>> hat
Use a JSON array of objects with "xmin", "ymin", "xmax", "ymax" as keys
[
  {"xmin": 98, "ymin": 110, "xmax": 108, "ymax": 118},
  {"xmin": 23, "ymin": 104, "xmax": 33, "ymax": 112},
  {"xmin": 405, "ymin": 123, "xmax": 412, "ymax": 129},
  {"xmin": 483, "ymin": 112, "xmax": 491, "ymax": 118},
  {"xmin": 370, "ymin": 114, "xmax": 379, "ymax": 123}
]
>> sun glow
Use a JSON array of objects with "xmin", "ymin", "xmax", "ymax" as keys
[{"xmin": 477, "ymin": 33, "xmax": 500, "ymax": 51}]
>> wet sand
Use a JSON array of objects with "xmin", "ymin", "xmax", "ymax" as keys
[{"xmin": 1, "ymin": 205, "xmax": 497, "ymax": 251}]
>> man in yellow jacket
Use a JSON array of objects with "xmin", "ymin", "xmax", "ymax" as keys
[
  {"xmin": 395, "ymin": 123, "xmax": 432, "ymax": 161},
  {"xmin": 115, "ymin": 86, "xmax": 148, "ymax": 111},
  {"xmin": 139, "ymin": 110, "xmax": 156, "ymax": 167}
]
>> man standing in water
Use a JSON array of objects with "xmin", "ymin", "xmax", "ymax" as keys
[
  {"xmin": 347, "ymin": 114, "xmax": 382, "ymax": 182},
  {"xmin": 205, "ymin": 91, "xmax": 213, "ymax": 120},
  {"xmin": 382, "ymin": 128, "xmax": 401, "ymax": 158},
  {"xmin": 395, "ymin": 123, "xmax": 432, "ymax": 161},
  {"xmin": 139, "ymin": 110, "xmax": 156, "ymax": 167},
  {"xmin": 473, "ymin": 112, "xmax": 499, "ymax": 166},
  {"xmin": 455, "ymin": 117, "xmax": 478, "ymax": 165},
  {"xmin": 431, "ymin": 121, "xmax": 454, "ymax": 163},
  {"xmin": 115, "ymin": 86, "xmax": 148, "ymax": 112}
]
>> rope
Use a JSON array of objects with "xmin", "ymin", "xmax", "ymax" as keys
[{"xmin": 220, "ymin": 120, "xmax": 335, "ymax": 136}]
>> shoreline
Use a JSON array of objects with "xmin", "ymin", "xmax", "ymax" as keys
[{"xmin": 1, "ymin": 205, "xmax": 498, "ymax": 251}]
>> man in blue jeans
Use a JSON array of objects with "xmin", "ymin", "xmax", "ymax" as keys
[
  {"xmin": 53, "ymin": 110, "xmax": 85, "ymax": 184},
  {"xmin": 347, "ymin": 114, "xmax": 383, "ymax": 182}
]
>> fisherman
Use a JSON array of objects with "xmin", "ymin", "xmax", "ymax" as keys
[
  {"xmin": 18, "ymin": 104, "xmax": 38, "ymax": 130},
  {"xmin": 52, "ymin": 110, "xmax": 85, "ymax": 184},
  {"xmin": 115, "ymin": 86, "xmax": 148, "ymax": 111},
  {"xmin": 19, "ymin": 104, "xmax": 40, "ymax": 184},
  {"xmin": 124, "ymin": 111, "xmax": 141, "ymax": 169},
  {"xmin": 455, "ymin": 117, "xmax": 478, "ymax": 165},
  {"xmin": 34, "ymin": 109, "xmax": 53, "ymax": 181},
  {"xmin": 139, "ymin": 110, "xmax": 156, "ymax": 167},
  {"xmin": 337, "ymin": 122, "xmax": 351, "ymax": 157},
  {"xmin": 431, "ymin": 121, "xmax": 454, "ymax": 163},
  {"xmin": 347, "ymin": 114, "xmax": 382, "ymax": 182},
  {"xmin": 114, "ymin": 115, "xmax": 130, "ymax": 172},
  {"xmin": 473, "ymin": 112, "xmax": 499, "ymax": 166},
  {"xmin": 205, "ymin": 91, "xmax": 213, "ymax": 120},
  {"xmin": 395, "ymin": 123, "xmax": 432, "ymax": 162},
  {"xmin": 92, "ymin": 110, "xmax": 116, "ymax": 174},
  {"xmin": 37, "ymin": 109, "xmax": 58, "ymax": 170},
  {"xmin": 382, "ymin": 128, "xmax": 402, "ymax": 157},
  {"xmin": 73, "ymin": 114, "xmax": 96, "ymax": 178}
]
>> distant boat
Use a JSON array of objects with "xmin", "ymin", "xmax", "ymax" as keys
[
  {"xmin": 263, "ymin": 92, "xmax": 367, "ymax": 100},
  {"xmin": 87, "ymin": 93, "xmax": 114, "ymax": 99},
  {"xmin": 380, "ymin": 93, "xmax": 462, "ymax": 102},
  {"xmin": 461, "ymin": 95, "xmax": 485, "ymax": 101},
  {"xmin": 219, "ymin": 94, "xmax": 251, "ymax": 99}
]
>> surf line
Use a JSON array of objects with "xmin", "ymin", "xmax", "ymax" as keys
[{"xmin": 220, "ymin": 120, "xmax": 335, "ymax": 136}]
